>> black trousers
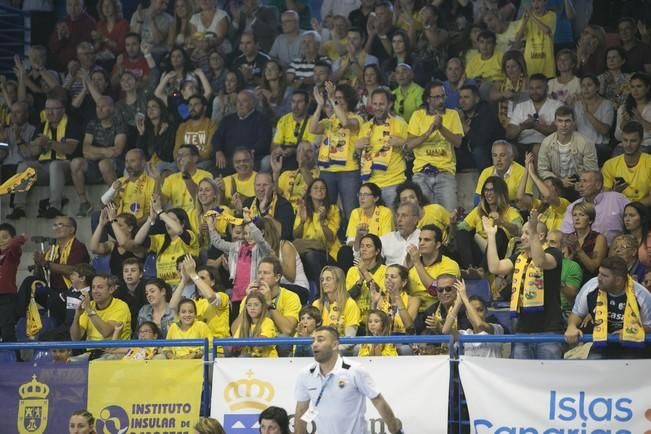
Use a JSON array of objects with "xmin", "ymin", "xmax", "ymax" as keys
[
  {"xmin": 0, "ymin": 294, "xmax": 18, "ymax": 343},
  {"xmin": 456, "ymin": 228, "xmax": 508, "ymax": 269}
]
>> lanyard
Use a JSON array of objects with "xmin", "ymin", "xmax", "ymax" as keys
[{"xmin": 315, "ymin": 374, "xmax": 334, "ymax": 407}]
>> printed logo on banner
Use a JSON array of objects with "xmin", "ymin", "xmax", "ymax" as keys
[
  {"xmin": 17, "ymin": 375, "xmax": 50, "ymax": 434},
  {"xmin": 223, "ymin": 369, "xmax": 275, "ymax": 434},
  {"xmin": 95, "ymin": 405, "xmax": 129, "ymax": 434}
]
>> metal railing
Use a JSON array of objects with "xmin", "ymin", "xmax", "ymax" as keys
[{"xmin": 0, "ymin": 5, "xmax": 30, "ymax": 78}]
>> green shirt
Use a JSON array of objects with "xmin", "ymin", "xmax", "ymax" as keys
[
  {"xmin": 560, "ymin": 258, "xmax": 583, "ymax": 311},
  {"xmin": 393, "ymin": 82, "xmax": 424, "ymax": 123}
]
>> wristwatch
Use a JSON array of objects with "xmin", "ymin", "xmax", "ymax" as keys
[{"xmin": 87, "ymin": 309, "xmax": 97, "ymax": 317}]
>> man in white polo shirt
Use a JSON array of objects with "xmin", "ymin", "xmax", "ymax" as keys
[
  {"xmin": 381, "ymin": 203, "xmax": 420, "ymax": 266},
  {"xmin": 294, "ymin": 327, "xmax": 403, "ymax": 434}
]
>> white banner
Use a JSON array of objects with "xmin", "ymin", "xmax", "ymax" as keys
[
  {"xmin": 459, "ymin": 356, "xmax": 651, "ymax": 433},
  {"xmin": 211, "ymin": 356, "xmax": 450, "ymax": 434}
]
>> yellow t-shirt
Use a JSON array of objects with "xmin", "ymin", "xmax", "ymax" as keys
[
  {"xmin": 318, "ymin": 113, "xmax": 364, "ymax": 172},
  {"xmin": 419, "ymin": 204, "xmax": 451, "ymax": 233},
  {"xmin": 358, "ymin": 343, "xmax": 398, "ymax": 357},
  {"xmin": 521, "ymin": 11, "xmax": 557, "ymax": 78},
  {"xmin": 377, "ymin": 291, "xmax": 412, "ymax": 334},
  {"xmin": 174, "ymin": 117, "xmax": 217, "ymax": 161},
  {"xmin": 465, "ymin": 51, "xmax": 505, "ymax": 82},
  {"xmin": 278, "ymin": 168, "xmax": 320, "ymax": 209},
  {"xmin": 78, "ymin": 298, "xmax": 131, "ymax": 341},
  {"xmin": 345, "ymin": 206, "xmax": 395, "ymax": 242},
  {"xmin": 358, "ymin": 116, "xmax": 409, "ymax": 188},
  {"xmin": 408, "ymin": 108, "xmax": 464, "ymax": 174},
  {"xmin": 233, "ymin": 317, "xmax": 278, "ymax": 358},
  {"xmin": 149, "ymin": 231, "xmax": 200, "ymax": 286},
  {"xmin": 114, "ymin": 173, "xmax": 156, "ymax": 223},
  {"xmin": 166, "ymin": 320, "xmax": 212, "ymax": 358},
  {"xmin": 312, "ymin": 297, "xmax": 361, "ymax": 335},
  {"xmin": 602, "ymin": 153, "xmax": 651, "ymax": 202},
  {"xmin": 462, "ymin": 206, "xmax": 523, "ymax": 239},
  {"xmin": 161, "ymin": 169, "xmax": 213, "ymax": 218},
  {"xmin": 533, "ymin": 197, "xmax": 570, "ymax": 231},
  {"xmin": 475, "ymin": 163, "xmax": 533, "ymax": 203},
  {"xmin": 293, "ymin": 204, "xmax": 342, "ymax": 259},
  {"xmin": 273, "ymin": 113, "xmax": 317, "ymax": 148},
  {"xmin": 238, "ymin": 287, "xmax": 301, "ymax": 323},
  {"xmin": 322, "ymin": 37, "xmax": 347, "ymax": 61},
  {"xmin": 345, "ymin": 264, "xmax": 387, "ymax": 323},
  {"xmin": 408, "ymin": 255, "xmax": 461, "ymax": 311},
  {"xmin": 223, "ymin": 171, "xmax": 256, "ymax": 206},
  {"xmin": 196, "ymin": 294, "xmax": 230, "ymax": 338}
]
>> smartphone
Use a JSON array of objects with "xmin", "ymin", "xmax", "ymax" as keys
[{"xmin": 614, "ymin": 177, "xmax": 626, "ymax": 185}]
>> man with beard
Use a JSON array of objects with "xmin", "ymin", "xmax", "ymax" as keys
[
  {"xmin": 271, "ymin": 90, "xmax": 317, "ymax": 170},
  {"xmin": 174, "ymin": 95, "xmax": 217, "ymax": 170},
  {"xmin": 294, "ymin": 326, "xmax": 403, "ymax": 434}
]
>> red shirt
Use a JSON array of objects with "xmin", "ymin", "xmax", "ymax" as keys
[
  {"xmin": 0, "ymin": 235, "xmax": 26, "ymax": 295},
  {"xmin": 113, "ymin": 56, "xmax": 151, "ymax": 83},
  {"xmin": 48, "ymin": 13, "xmax": 96, "ymax": 71},
  {"xmin": 96, "ymin": 19, "xmax": 130, "ymax": 55}
]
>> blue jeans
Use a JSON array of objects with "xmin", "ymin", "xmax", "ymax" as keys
[
  {"xmin": 321, "ymin": 170, "xmax": 361, "ymax": 218},
  {"xmin": 412, "ymin": 171, "xmax": 457, "ymax": 210},
  {"xmin": 380, "ymin": 184, "xmax": 399, "ymax": 208},
  {"xmin": 511, "ymin": 338, "xmax": 563, "ymax": 360}
]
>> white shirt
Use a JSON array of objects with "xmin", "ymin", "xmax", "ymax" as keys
[
  {"xmin": 459, "ymin": 324, "xmax": 504, "ymax": 358},
  {"xmin": 295, "ymin": 356, "xmax": 380, "ymax": 434},
  {"xmin": 381, "ymin": 229, "xmax": 420, "ymax": 266},
  {"xmin": 509, "ymin": 98, "xmax": 563, "ymax": 145}
]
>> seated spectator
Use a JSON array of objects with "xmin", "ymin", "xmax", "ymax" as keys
[
  {"xmin": 548, "ymin": 49, "xmax": 581, "ymax": 106},
  {"xmin": 406, "ymin": 224, "xmax": 460, "ymax": 314},
  {"xmin": 313, "ymin": 266, "xmax": 361, "ymax": 339},
  {"xmin": 537, "ymin": 106, "xmax": 598, "ymax": 201},
  {"xmin": 129, "ymin": 0, "xmax": 174, "ymax": 55},
  {"xmin": 565, "ymin": 256, "xmax": 651, "ymax": 359},
  {"xmin": 287, "ymin": 31, "xmax": 328, "ymax": 89},
  {"xmin": 443, "ymin": 58, "xmax": 473, "ymax": 111},
  {"xmin": 269, "ymin": 10, "xmax": 304, "ymax": 68},
  {"xmin": 644, "ymin": 271, "xmax": 651, "ymax": 292},
  {"xmin": 412, "ymin": 5, "xmax": 448, "ymax": 83},
  {"xmin": 346, "ymin": 234, "xmax": 387, "ymax": 329},
  {"xmin": 614, "ymin": 73, "xmax": 651, "ymax": 153},
  {"xmin": 93, "ymin": 0, "xmax": 129, "ymax": 62},
  {"xmin": 602, "ymin": 121, "xmax": 651, "ymax": 205},
  {"xmin": 48, "ymin": 0, "xmax": 96, "ymax": 71},
  {"xmin": 257, "ymin": 60, "xmax": 294, "ymax": 122},
  {"xmin": 71, "ymin": 96, "xmax": 127, "ymax": 217},
  {"xmin": 420, "ymin": 274, "xmax": 468, "ymax": 339},
  {"xmin": 22, "ymin": 46, "xmax": 60, "ymax": 115},
  {"xmin": 138, "ymin": 278, "xmax": 175, "ymax": 338},
  {"xmin": 490, "ymin": 50, "xmax": 529, "ymax": 130},
  {"xmin": 617, "ymin": 17, "xmax": 651, "ymax": 74},
  {"xmin": 273, "ymin": 141, "xmax": 319, "ymax": 209},
  {"xmin": 482, "ymin": 9, "xmax": 522, "ymax": 53},
  {"xmin": 194, "ymin": 177, "xmax": 233, "ymax": 249},
  {"xmin": 406, "ymin": 80, "xmax": 464, "ymax": 211},
  {"xmin": 573, "ymin": 75, "xmax": 615, "ymax": 165},
  {"xmin": 293, "ymin": 178, "xmax": 341, "ymax": 282},
  {"xmin": 566, "ymin": 202, "xmax": 608, "ymax": 284},
  {"xmin": 230, "ymin": 0, "xmax": 279, "ymax": 53},
  {"xmin": 244, "ymin": 172, "xmax": 296, "ymax": 240},
  {"xmin": 344, "ymin": 182, "xmax": 394, "ymax": 260},
  {"xmin": 61, "ymin": 263, "xmax": 95, "ymax": 327},
  {"xmin": 114, "ymin": 258, "xmax": 146, "ymax": 331},
  {"xmin": 232, "ymin": 291, "xmax": 279, "ymax": 357},
  {"xmin": 475, "ymin": 140, "xmax": 531, "ymax": 207},
  {"xmin": 136, "ymin": 96, "xmax": 176, "ymax": 168},
  {"xmin": 518, "ymin": 152, "xmax": 569, "ymax": 231},
  {"xmin": 598, "ymin": 47, "xmax": 631, "ymax": 108},
  {"xmin": 546, "ymin": 230, "xmax": 583, "ymax": 320},
  {"xmin": 486, "ymin": 210, "xmax": 564, "ymax": 359},
  {"xmin": 271, "ymin": 90, "xmax": 317, "ymax": 172},
  {"xmin": 514, "ymin": 0, "xmax": 556, "ymax": 78},
  {"xmin": 394, "ymin": 181, "xmax": 450, "ymax": 235},
  {"xmin": 458, "ymin": 176, "xmax": 523, "ymax": 269},
  {"xmin": 173, "ymin": 94, "xmax": 216, "ymax": 168},
  {"xmin": 381, "ymin": 30, "xmax": 419, "ymax": 86},
  {"xmin": 622, "ymin": 202, "xmax": 651, "ymax": 268},
  {"xmin": 358, "ymin": 310, "xmax": 398, "ymax": 356},
  {"xmin": 211, "ymin": 69, "xmax": 245, "ymax": 125},
  {"xmin": 393, "ymin": 64, "xmax": 424, "ymax": 122},
  {"xmin": 70, "ymin": 274, "xmax": 131, "ymax": 354},
  {"xmin": 232, "ymin": 31, "xmax": 271, "ymax": 88},
  {"xmin": 380, "ymin": 203, "xmax": 420, "ymax": 266},
  {"xmin": 133, "ymin": 204, "xmax": 199, "ymax": 286},
  {"xmin": 2, "ymin": 102, "xmax": 36, "ymax": 215},
  {"xmin": 465, "ymin": 31, "xmax": 504, "ymax": 83},
  {"xmin": 310, "ymin": 81, "xmax": 363, "ymax": 217},
  {"xmin": 331, "ymin": 28, "xmax": 378, "ymax": 85},
  {"xmin": 506, "ymin": 73, "xmax": 562, "ymax": 158},
  {"xmin": 13, "ymin": 96, "xmax": 81, "ymax": 219},
  {"xmin": 213, "ymin": 90, "xmax": 273, "ymax": 172},
  {"xmin": 189, "ymin": 0, "xmax": 231, "ymax": 54},
  {"xmin": 576, "ymin": 25, "xmax": 606, "ymax": 76},
  {"xmin": 356, "ymin": 87, "xmax": 408, "ymax": 205},
  {"xmin": 207, "ymin": 51, "xmax": 227, "ymax": 95},
  {"xmin": 106, "ymin": 321, "xmax": 163, "ymax": 360},
  {"xmin": 164, "ymin": 298, "xmax": 211, "ymax": 359},
  {"xmin": 293, "ymin": 306, "xmax": 322, "ymax": 357},
  {"xmin": 611, "ymin": 234, "xmax": 647, "ymax": 283},
  {"xmin": 219, "ymin": 148, "xmax": 256, "ymax": 209},
  {"xmin": 64, "ymin": 41, "xmax": 102, "ymax": 102},
  {"xmin": 442, "ymin": 280, "xmax": 504, "ymax": 358},
  {"xmin": 560, "ymin": 171, "xmax": 630, "ymax": 244}
]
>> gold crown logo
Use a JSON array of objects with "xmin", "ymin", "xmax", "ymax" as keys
[
  {"xmin": 224, "ymin": 370, "xmax": 275, "ymax": 411},
  {"xmin": 19, "ymin": 375, "xmax": 50, "ymax": 400}
]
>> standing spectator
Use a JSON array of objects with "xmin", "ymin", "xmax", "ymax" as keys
[
  {"xmin": 1, "ymin": 102, "xmax": 36, "ymax": 198},
  {"xmin": 232, "ymin": 32, "xmax": 271, "ymax": 88},
  {"xmin": 0, "ymin": 224, "xmax": 26, "ymax": 347},
  {"xmin": 573, "ymin": 75, "xmax": 615, "ymax": 165},
  {"xmin": 168, "ymin": 0, "xmax": 195, "ymax": 49},
  {"xmin": 617, "ymin": 17, "xmax": 651, "ymax": 74},
  {"xmin": 174, "ymin": 94, "xmax": 216, "ymax": 167},
  {"xmin": 365, "ymin": 1, "xmax": 397, "ymax": 65},
  {"xmin": 244, "ymin": 172, "xmax": 296, "ymax": 240},
  {"xmin": 269, "ymin": 10, "xmax": 304, "ymax": 69},
  {"xmin": 614, "ymin": 73, "xmax": 651, "ymax": 153},
  {"xmin": 406, "ymin": 81, "xmax": 464, "ymax": 210},
  {"xmin": 230, "ymin": 0, "xmax": 279, "ymax": 53},
  {"xmin": 331, "ymin": 27, "xmax": 378, "ymax": 85},
  {"xmin": 515, "ymin": 0, "xmax": 556, "ymax": 78},
  {"xmin": 482, "ymin": 9, "xmax": 522, "ymax": 53},
  {"xmin": 413, "ymin": 5, "xmax": 448, "ymax": 84},
  {"xmin": 93, "ymin": 0, "xmax": 129, "ymax": 61},
  {"xmin": 348, "ymin": 0, "xmax": 374, "ymax": 40},
  {"xmin": 287, "ymin": 31, "xmax": 328, "ymax": 89},
  {"xmin": 48, "ymin": 0, "xmax": 96, "ymax": 72},
  {"xmin": 271, "ymin": 90, "xmax": 317, "ymax": 171},
  {"xmin": 22, "ymin": 46, "xmax": 60, "ymax": 116},
  {"xmin": 321, "ymin": 15, "xmax": 350, "ymax": 62},
  {"xmin": 136, "ymin": 96, "xmax": 176, "ymax": 168},
  {"xmin": 129, "ymin": 0, "xmax": 174, "ymax": 56}
]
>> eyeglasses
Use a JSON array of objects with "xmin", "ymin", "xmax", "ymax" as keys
[
  {"xmin": 358, "ymin": 192, "xmax": 374, "ymax": 198},
  {"xmin": 436, "ymin": 286, "xmax": 455, "ymax": 293},
  {"xmin": 52, "ymin": 223, "xmax": 72, "ymax": 229}
]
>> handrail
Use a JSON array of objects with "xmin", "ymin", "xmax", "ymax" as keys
[
  {"xmin": 213, "ymin": 335, "xmax": 454, "ymax": 347},
  {"xmin": 0, "ymin": 338, "xmax": 207, "ymax": 350},
  {"xmin": 457, "ymin": 334, "xmax": 651, "ymax": 344}
]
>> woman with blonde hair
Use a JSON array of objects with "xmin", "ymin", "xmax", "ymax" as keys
[
  {"xmin": 567, "ymin": 201, "xmax": 608, "ymax": 284},
  {"xmin": 193, "ymin": 417, "xmax": 226, "ymax": 434},
  {"xmin": 313, "ymin": 266, "xmax": 360, "ymax": 339}
]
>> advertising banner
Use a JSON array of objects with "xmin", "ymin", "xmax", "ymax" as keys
[
  {"xmin": 0, "ymin": 361, "xmax": 88, "ymax": 434},
  {"xmin": 459, "ymin": 356, "xmax": 651, "ymax": 433},
  {"xmin": 88, "ymin": 359, "xmax": 203, "ymax": 434},
  {"xmin": 211, "ymin": 356, "xmax": 450, "ymax": 434}
]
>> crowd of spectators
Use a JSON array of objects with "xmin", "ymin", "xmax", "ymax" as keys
[{"xmin": 1, "ymin": 0, "xmax": 651, "ymax": 362}]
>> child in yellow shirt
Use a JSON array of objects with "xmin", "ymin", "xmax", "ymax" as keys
[
  {"xmin": 358, "ymin": 310, "xmax": 398, "ymax": 357},
  {"xmin": 232, "ymin": 292, "xmax": 278, "ymax": 357}
]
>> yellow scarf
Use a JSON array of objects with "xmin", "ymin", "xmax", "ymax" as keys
[
  {"xmin": 249, "ymin": 194, "xmax": 278, "ymax": 219},
  {"xmin": 204, "ymin": 208, "xmax": 244, "ymax": 227},
  {"xmin": 318, "ymin": 116, "xmax": 351, "ymax": 168},
  {"xmin": 594, "ymin": 277, "xmax": 645, "ymax": 347},
  {"xmin": 46, "ymin": 238, "xmax": 75, "ymax": 288},
  {"xmin": 434, "ymin": 303, "xmax": 456, "ymax": 329},
  {"xmin": 0, "ymin": 167, "xmax": 37, "ymax": 196},
  {"xmin": 359, "ymin": 206, "xmax": 383, "ymax": 235},
  {"xmin": 26, "ymin": 280, "xmax": 44, "ymax": 338},
  {"xmin": 39, "ymin": 115, "xmax": 68, "ymax": 161},
  {"xmin": 510, "ymin": 250, "xmax": 545, "ymax": 316},
  {"xmin": 360, "ymin": 120, "xmax": 393, "ymax": 181}
]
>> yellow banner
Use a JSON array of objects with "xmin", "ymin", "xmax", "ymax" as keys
[{"xmin": 87, "ymin": 360, "xmax": 203, "ymax": 434}]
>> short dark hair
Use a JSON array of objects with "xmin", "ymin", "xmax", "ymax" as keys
[
  {"xmin": 178, "ymin": 143, "xmax": 200, "ymax": 157},
  {"xmin": 529, "ymin": 73, "xmax": 548, "ymax": 83},
  {"xmin": 0, "ymin": 223, "xmax": 16, "ymax": 237},
  {"xmin": 188, "ymin": 94, "xmax": 207, "ymax": 107},
  {"xmin": 459, "ymin": 84, "xmax": 480, "ymax": 97},
  {"xmin": 314, "ymin": 60, "xmax": 332, "ymax": 71},
  {"xmin": 93, "ymin": 273, "xmax": 119, "ymax": 288},
  {"xmin": 124, "ymin": 32, "xmax": 141, "ymax": 43},
  {"xmin": 299, "ymin": 306, "xmax": 323, "ymax": 326},
  {"xmin": 259, "ymin": 256, "xmax": 283, "ymax": 276},
  {"xmin": 315, "ymin": 326, "xmax": 340, "ymax": 341},
  {"xmin": 348, "ymin": 27, "xmax": 364, "ymax": 39},
  {"xmin": 420, "ymin": 224, "xmax": 443, "ymax": 243},
  {"xmin": 74, "ymin": 263, "xmax": 95, "ymax": 284},
  {"xmin": 600, "ymin": 256, "xmax": 628, "ymax": 278},
  {"xmin": 292, "ymin": 89, "xmax": 309, "ymax": 102},
  {"xmin": 258, "ymin": 407, "xmax": 290, "ymax": 434},
  {"xmin": 543, "ymin": 176, "xmax": 564, "ymax": 193},
  {"xmin": 370, "ymin": 86, "xmax": 393, "ymax": 102},
  {"xmin": 468, "ymin": 294, "xmax": 488, "ymax": 308},
  {"xmin": 478, "ymin": 30, "xmax": 496, "ymax": 44},
  {"xmin": 554, "ymin": 105, "xmax": 575, "ymax": 120},
  {"xmin": 622, "ymin": 121, "xmax": 644, "ymax": 139},
  {"xmin": 122, "ymin": 257, "xmax": 144, "ymax": 273}
]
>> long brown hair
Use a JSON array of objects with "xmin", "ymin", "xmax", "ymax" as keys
[{"xmin": 239, "ymin": 291, "xmax": 269, "ymax": 339}]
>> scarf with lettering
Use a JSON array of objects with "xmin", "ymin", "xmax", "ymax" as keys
[
  {"xmin": 204, "ymin": 208, "xmax": 244, "ymax": 227},
  {"xmin": 39, "ymin": 114, "xmax": 68, "ymax": 161},
  {"xmin": 359, "ymin": 206, "xmax": 383, "ymax": 235},
  {"xmin": 249, "ymin": 194, "xmax": 278, "ymax": 219},
  {"xmin": 510, "ymin": 249, "xmax": 545, "ymax": 317},
  {"xmin": 0, "ymin": 167, "xmax": 37, "ymax": 195},
  {"xmin": 46, "ymin": 238, "xmax": 74, "ymax": 288},
  {"xmin": 360, "ymin": 120, "xmax": 392, "ymax": 181},
  {"xmin": 593, "ymin": 276, "xmax": 645, "ymax": 347},
  {"xmin": 317, "ymin": 115, "xmax": 351, "ymax": 168}
]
